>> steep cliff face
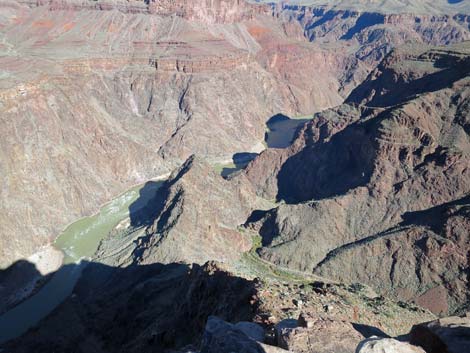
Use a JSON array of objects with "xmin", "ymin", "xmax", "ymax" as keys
[
  {"xmin": 270, "ymin": 0, "xmax": 470, "ymax": 15},
  {"xmin": 277, "ymin": 5, "xmax": 470, "ymax": 63},
  {"xmin": 2, "ymin": 1, "xmax": 470, "ymax": 351},
  {"xmin": 246, "ymin": 42, "xmax": 470, "ymax": 314},
  {"xmin": 148, "ymin": 0, "xmax": 271, "ymax": 23},
  {"xmin": 1, "ymin": 0, "xmax": 469, "ymax": 270},
  {"xmin": 0, "ymin": 1, "xmax": 274, "ymax": 268},
  {"xmin": 95, "ymin": 155, "xmax": 260, "ymax": 267},
  {"xmin": 3, "ymin": 261, "xmax": 260, "ymax": 353},
  {"xmin": 18, "ymin": 0, "xmax": 272, "ymax": 22}
]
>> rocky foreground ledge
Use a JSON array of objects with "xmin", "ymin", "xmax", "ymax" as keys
[
  {"xmin": 4, "ymin": 259, "xmax": 469, "ymax": 353},
  {"xmin": 197, "ymin": 314, "xmax": 470, "ymax": 353},
  {"xmin": 1, "ymin": 0, "xmax": 469, "ymax": 272}
]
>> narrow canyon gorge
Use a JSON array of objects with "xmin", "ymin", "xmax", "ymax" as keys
[{"xmin": 0, "ymin": 1, "xmax": 469, "ymax": 352}]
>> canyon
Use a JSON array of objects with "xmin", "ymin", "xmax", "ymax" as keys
[
  {"xmin": 1, "ymin": 0, "xmax": 469, "ymax": 270},
  {"xmin": 0, "ymin": 0, "xmax": 469, "ymax": 352},
  {"xmin": 246, "ymin": 42, "xmax": 470, "ymax": 315}
]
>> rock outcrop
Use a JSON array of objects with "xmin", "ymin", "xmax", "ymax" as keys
[
  {"xmin": 247, "ymin": 41, "xmax": 470, "ymax": 315},
  {"xmin": 2, "ymin": 258, "xmax": 439, "ymax": 352},
  {"xmin": 95, "ymin": 155, "xmax": 260, "ymax": 267},
  {"xmin": 1, "ymin": 1, "xmax": 470, "ymax": 351},
  {"xmin": 3, "ymin": 261, "xmax": 259, "ymax": 353},
  {"xmin": 276, "ymin": 316, "xmax": 364, "ymax": 353},
  {"xmin": 1, "ymin": 0, "xmax": 469, "ymax": 270},
  {"xmin": 357, "ymin": 337, "xmax": 426, "ymax": 353},
  {"xmin": 410, "ymin": 315, "xmax": 470, "ymax": 353},
  {"xmin": 277, "ymin": 4, "xmax": 470, "ymax": 64},
  {"xmin": 131, "ymin": 155, "xmax": 258, "ymax": 265},
  {"xmin": 200, "ymin": 316, "xmax": 267, "ymax": 353}
]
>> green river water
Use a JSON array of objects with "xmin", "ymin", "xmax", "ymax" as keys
[
  {"xmin": 0, "ymin": 180, "xmax": 163, "ymax": 344},
  {"xmin": 0, "ymin": 114, "xmax": 312, "ymax": 344}
]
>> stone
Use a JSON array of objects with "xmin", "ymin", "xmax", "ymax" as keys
[
  {"xmin": 275, "ymin": 319, "xmax": 298, "ymax": 346},
  {"xmin": 297, "ymin": 312, "xmax": 316, "ymax": 329},
  {"xmin": 234, "ymin": 321, "xmax": 265, "ymax": 342},
  {"xmin": 409, "ymin": 316, "xmax": 470, "ymax": 353},
  {"xmin": 201, "ymin": 316, "xmax": 265, "ymax": 353},
  {"xmin": 1, "ymin": 2, "xmax": 470, "ymax": 353},
  {"xmin": 3, "ymin": 261, "xmax": 259, "ymax": 352},
  {"xmin": 0, "ymin": 0, "xmax": 366, "ymax": 271},
  {"xmin": 357, "ymin": 337, "xmax": 426, "ymax": 353},
  {"xmin": 277, "ymin": 317, "xmax": 363, "ymax": 353},
  {"xmin": 259, "ymin": 343, "xmax": 293, "ymax": 353}
]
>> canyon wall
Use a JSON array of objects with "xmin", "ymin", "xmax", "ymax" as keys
[
  {"xmin": 1, "ymin": 0, "xmax": 469, "ymax": 269},
  {"xmin": 245, "ymin": 42, "xmax": 470, "ymax": 315}
]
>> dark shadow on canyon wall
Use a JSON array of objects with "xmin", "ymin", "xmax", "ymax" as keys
[
  {"xmin": 128, "ymin": 180, "xmax": 165, "ymax": 228},
  {"xmin": 401, "ymin": 195, "xmax": 470, "ymax": 233},
  {"xmin": 347, "ymin": 55, "xmax": 470, "ymax": 108},
  {"xmin": 341, "ymin": 13, "xmax": 385, "ymax": 40},
  {"xmin": 0, "ymin": 260, "xmax": 43, "ymax": 315},
  {"xmin": 271, "ymin": 53, "xmax": 470, "ymax": 204},
  {"xmin": 0, "ymin": 259, "xmax": 259, "ymax": 353},
  {"xmin": 275, "ymin": 110, "xmax": 381, "ymax": 203},
  {"xmin": 305, "ymin": 10, "xmax": 337, "ymax": 34},
  {"xmin": 265, "ymin": 114, "xmax": 311, "ymax": 149},
  {"xmin": 221, "ymin": 152, "xmax": 259, "ymax": 178}
]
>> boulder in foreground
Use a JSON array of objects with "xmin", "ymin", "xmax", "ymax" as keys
[{"xmin": 410, "ymin": 315, "xmax": 470, "ymax": 353}]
